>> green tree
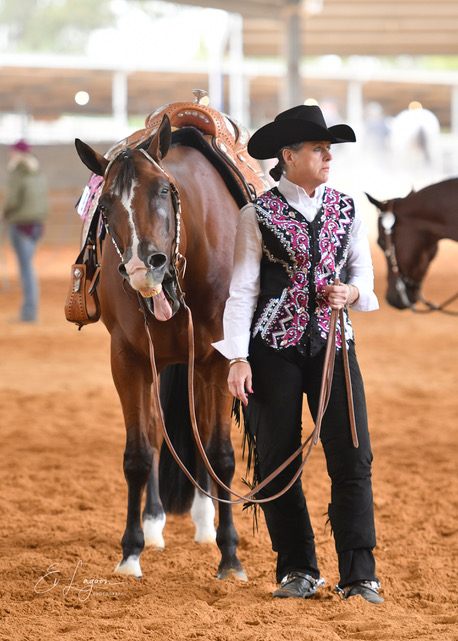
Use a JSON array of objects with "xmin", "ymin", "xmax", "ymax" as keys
[{"xmin": 0, "ymin": 0, "xmax": 116, "ymax": 53}]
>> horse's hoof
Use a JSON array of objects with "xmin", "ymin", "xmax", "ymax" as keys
[
  {"xmin": 114, "ymin": 555, "xmax": 142, "ymax": 578},
  {"xmin": 143, "ymin": 515, "xmax": 166, "ymax": 550},
  {"xmin": 217, "ymin": 564, "xmax": 248, "ymax": 582},
  {"xmin": 195, "ymin": 530, "xmax": 217, "ymax": 544}
]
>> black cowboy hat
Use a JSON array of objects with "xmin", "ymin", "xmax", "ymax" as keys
[{"xmin": 247, "ymin": 105, "xmax": 356, "ymax": 160}]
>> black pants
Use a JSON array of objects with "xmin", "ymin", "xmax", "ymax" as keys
[{"xmin": 245, "ymin": 335, "xmax": 377, "ymax": 587}]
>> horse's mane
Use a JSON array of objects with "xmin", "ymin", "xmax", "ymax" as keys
[{"xmin": 112, "ymin": 148, "xmax": 136, "ymax": 198}]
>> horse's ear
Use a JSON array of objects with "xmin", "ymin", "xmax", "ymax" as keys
[
  {"xmin": 75, "ymin": 139, "xmax": 109, "ymax": 177},
  {"xmin": 147, "ymin": 115, "xmax": 172, "ymax": 162},
  {"xmin": 365, "ymin": 192, "xmax": 384, "ymax": 210}
]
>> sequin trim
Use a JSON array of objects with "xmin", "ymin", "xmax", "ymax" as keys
[{"xmin": 252, "ymin": 188, "xmax": 355, "ymax": 350}]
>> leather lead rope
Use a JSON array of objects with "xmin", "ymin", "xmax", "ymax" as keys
[
  {"xmin": 144, "ymin": 307, "xmax": 316, "ymax": 505},
  {"xmin": 312, "ymin": 278, "xmax": 358, "ymax": 448},
  {"xmin": 142, "ymin": 285, "xmax": 358, "ymax": 506},
  {"xmin": 312, "ymin": 293, "xmax": 338, "ymax": 446},
  {"xmin": 339, "ymin": 305, "xmax": 359, "ymax": 448}
]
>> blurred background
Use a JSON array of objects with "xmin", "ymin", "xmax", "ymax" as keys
[{"xmin": 1, "ymin": 0, "xmax": 458, "ymax": 243}]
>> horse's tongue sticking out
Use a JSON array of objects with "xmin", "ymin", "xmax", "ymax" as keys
[
  {"xmin": 150, "ymin": 287, "xmax": 172, "ymax": 322},
  {"xmin": 131, "ymin": 270, "xmax": 172, "ymax": 321},
  {"xmin": 142, "ymin": 272, "xmax": 172, "ymax": 321}
]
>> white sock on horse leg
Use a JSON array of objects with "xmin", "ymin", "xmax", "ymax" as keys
[
  {"xmin": 190, "ymin": 490, "xmax": 216, "ymax": 544},
  {"xmin": 143, "ymin": 513, "xmax": 166, "ymax": 550},
  {"xmin": 114, "ymin": 555, "xmax": 142, "ymax": 578}
]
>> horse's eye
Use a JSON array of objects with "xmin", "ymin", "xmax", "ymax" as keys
[{"xmin": 160, "ymin": 187, "xmax": 169, "ymax": 196}]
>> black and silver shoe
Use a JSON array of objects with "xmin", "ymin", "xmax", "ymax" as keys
[
  {"xmin": 335, "ymin": 580, "xmax": 384, "ymax": 604},
  {"xmin": 273, "ymin": 571, "xmax": 325, "ymax": 599}
]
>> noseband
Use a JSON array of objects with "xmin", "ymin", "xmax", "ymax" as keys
[{"xmin": 379, "ymin": 203, "xmax": 458, "ymax": 314}]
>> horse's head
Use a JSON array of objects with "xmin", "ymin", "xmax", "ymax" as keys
[
  {"xmin": 365, "ymin": 191, "xmax": 437, "ymax": 310},
  {"xmin": 75, "ymin": 116, "xmax": 181, "ymax": 321},
  {"xmin": 365, "ymin": 192, "xmax": 397, "ymax": 256}
]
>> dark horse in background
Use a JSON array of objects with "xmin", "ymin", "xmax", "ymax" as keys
[
  {"xmin": 75, "ymin": 113, "xmax": 257, "ymax": 581},
  {"xmin": 366, "ymin": 178, "xmax": 458, "ymax": 311}
]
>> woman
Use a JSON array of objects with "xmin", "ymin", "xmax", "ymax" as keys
[
  {"xmin": 2, "ymin": 140, "xmax": 48, "ymax": 322},
  {"xmin": 213, "ymin": 105, "xmax": 383, "ymax": 604}
]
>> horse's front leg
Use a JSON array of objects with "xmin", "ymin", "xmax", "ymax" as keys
[
  {"xmin": 111, "ymin": 342, "xmax": 153, "ymax": 578},
  {"xmin": 195, "ymin": 368, "xmax": 247, "ymax": 581},
  {"xmin": 210, "ymin": 420, "xmax": 247, "ymax": 581},
  {"xmin": 142, "ymin": 412, "xmax": 166, "ymax": 550},
  {"xmin": 190, "ymin": 461, "xmax": 216, "ymax": 545}
]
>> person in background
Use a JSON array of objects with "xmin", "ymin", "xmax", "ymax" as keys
[
  {"xmin": 2, "ymin": 140, "xmax": 48, "ymax": 322},
  {"xmin": 213, "ymin": 105, "xmax": 383, "ymax": 604}
]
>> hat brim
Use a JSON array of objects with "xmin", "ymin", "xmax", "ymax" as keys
[{"xmin": 247, "ymin": 120, "xmax": 356, "ymax": 160}]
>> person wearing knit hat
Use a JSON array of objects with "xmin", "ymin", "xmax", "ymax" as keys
[
  {"xmin": 2, "ymin": 140, "xmax": 48, "ymax": 321},
  {"xmin": 11, "ymin": 140, "xmax": 32, "ymax": 153},
  {"xmin": 213, "ymin": 104, "xmax": 383, "ymax": 604}
]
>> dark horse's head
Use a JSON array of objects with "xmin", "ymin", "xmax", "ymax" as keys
[
  {"xmin": 366, "ymin": 192, "xmax": 438, "ymax": 310},
  {"xmin": 75, "ymin": 115, "xmax": 181, "ymax": 320}
]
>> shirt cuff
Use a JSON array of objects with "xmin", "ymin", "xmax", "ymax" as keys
[
  {"xmin": 347, "ymin": 278, "xmax": 379, "ymax": 311},
  {"xmin": 211, "ymin": 333, "xmax": 251, "ymax": 360}
]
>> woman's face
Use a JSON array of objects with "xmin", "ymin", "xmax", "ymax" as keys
[{"xmin": 283, "ymin": 141, "xmax": 333, "ymax": 195}]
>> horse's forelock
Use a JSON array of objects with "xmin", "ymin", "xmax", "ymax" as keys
[{"xmin": 112, "ymin": 148, "xmax": 136, "ymax": 198}]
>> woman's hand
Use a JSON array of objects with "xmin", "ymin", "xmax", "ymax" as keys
[
  {"xmin": 228, "ymin": 362, "xmax": 253, "ymax": 407},
  {"xmin": 323, "ymin": 283, "xmax": 359, "ymax": 310}
]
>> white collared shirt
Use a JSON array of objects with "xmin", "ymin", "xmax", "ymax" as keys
[{"xmin": 212, "ymin": 175, "xmax": 379, "ymax": 359}]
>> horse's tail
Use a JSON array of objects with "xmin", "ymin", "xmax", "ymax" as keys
[{"xmin": 159, "ymin": 364, "xmax": 195, "ymax": 514}]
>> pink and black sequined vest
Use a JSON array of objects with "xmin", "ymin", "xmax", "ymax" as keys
[{"xmin": 251, "ymin": 187, "xmax": 355, "ymax": 356}]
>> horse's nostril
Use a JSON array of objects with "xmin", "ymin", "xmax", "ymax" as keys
[
  {"xmin": 148, "ymin": 253, "xmax": 167, "ymax": 270},
  {"xmin": 118, "ymin": 263, "xmax": 128, "ymax": 278}
]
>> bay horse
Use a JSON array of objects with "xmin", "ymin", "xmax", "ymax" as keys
[
  {"xmin": 366, "ymin": 178, "xmax": 458, "ymax": 311},
  {"xmin": 75, "ymin": 115, "xmax": 249, "ymax": 580}
]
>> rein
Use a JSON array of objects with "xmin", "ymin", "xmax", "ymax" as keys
[
  {"xmin": 140, "ymin": 280, "xmax": 358, "ymax": 506},
  {"xmin": 380, "ymin": 207, "xmax": 458, "ymax": 315},
  {"xmin": 109, "ymin": 146, "xmax": 359, "ymax": 503}
]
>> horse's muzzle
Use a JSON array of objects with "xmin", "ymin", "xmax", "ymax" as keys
[{"xmin": 118, "ymin": 251, "xmax": 168, "ymax": 286}]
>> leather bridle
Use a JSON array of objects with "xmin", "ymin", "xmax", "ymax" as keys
[
  {"xmin": 100, "ymin": 146, "xmax": 186, "ymax": 313},
  {"xmin": 379, "ymin": 204, "xmax": 458, "ymax": 315}
]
